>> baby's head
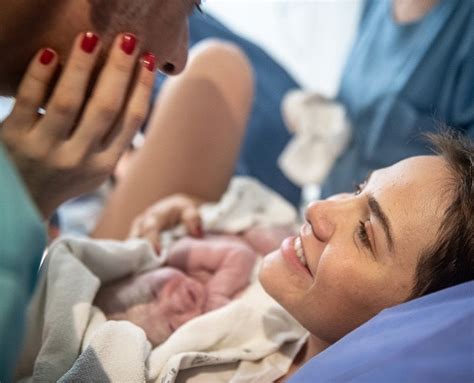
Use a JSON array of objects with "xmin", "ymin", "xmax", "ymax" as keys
[{"xmin": 94, "ymin": 267, "xmax": 207, "ymax": 346}]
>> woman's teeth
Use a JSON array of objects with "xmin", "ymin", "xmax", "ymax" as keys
[{"xmin": 294, "ymin": 237, "xmax": 307, "ymax": 266}]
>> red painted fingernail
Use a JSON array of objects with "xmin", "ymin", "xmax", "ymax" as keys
[
  {"xmin": 39, "ymin": 48, "xmax": 55, "ymax": 65},
  {"xmin": 81, "ymin": 32, "xmax": 99, "ymax": 54},
  {"xmin": 142, "ymin": 52, "xmax": 156, "ymax": 72},
  {"xmin": 121, "ymin": 33, "xmax": 137, "ymax": 55}
]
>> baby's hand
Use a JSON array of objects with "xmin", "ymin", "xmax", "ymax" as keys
[
  {"xmin": 167, "ymin": 235, "xmax": 257, "ymax": 311},
  {"xmin": 128, "ymin": 194, "xmax": 204, "ymax": 253},
  {"xmin": 0, "ymin": 32, "xmax": 156, "ymax": 218}
]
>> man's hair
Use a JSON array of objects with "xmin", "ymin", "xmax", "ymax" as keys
[{"xmin": 409, "ymin": 129, "xmax": 473, "ymax": 299}]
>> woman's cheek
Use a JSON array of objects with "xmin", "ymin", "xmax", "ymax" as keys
[{"xmin": 313, "ymin": 251, "xmax": 364, "ymax": 300}]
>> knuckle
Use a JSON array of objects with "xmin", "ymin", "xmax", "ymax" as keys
[
  {"xmin": 95, "ymin": 155, "xmax": 116, "ymax": 176},
  {"xmin": 126, "ymin": 108, "xmax": 147, "ymax": 128},
  {"xmin": 54, "ymin": 144, "xmax": 90, "ymax": 171},
  {"xmin": 93, "ymin": 100, "xmax": 121, "ymax": 121},
  {"xmin": 136, "ymin": 73, "xmax": 154, "ymax": 89},
  {"xmin": 68, "ymin": 59, "xmax": 93, "ymax": 74},
  {"xmin": 56, "ymin": 154, "xmax": 82, "ymax": 171},
  {"xmin": 15, "ymin": 94, "xmax": 38, "ymax": 110},
  {"xmin": 111, "ymin": 60, "xmax": 133, "ymax": 76},
  {"xmin": 51, "ymin": 99, "xmax": 78, "ymax": 117}
]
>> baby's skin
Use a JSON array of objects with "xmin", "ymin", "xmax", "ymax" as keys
[{"xmin": 94, "ymin": 226, "xmax": 293, "ymax": 346}]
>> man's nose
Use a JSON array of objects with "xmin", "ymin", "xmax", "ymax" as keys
[{"xmin": 161, "ymin": 24, "xmax": 189, "ymax": 75}]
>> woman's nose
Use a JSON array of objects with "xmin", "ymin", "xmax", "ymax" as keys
[{"xmin": 304, "ymin": 199, "xmax": 342, "ymax": 242}]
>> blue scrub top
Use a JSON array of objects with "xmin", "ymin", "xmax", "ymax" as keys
[
  {"xmin": 0, "ymin": 142, "xmax": 46, "ymax": 382},
  {"xmin": 322, "ymin": 0, "xmax": 474, "ymax": 197}
]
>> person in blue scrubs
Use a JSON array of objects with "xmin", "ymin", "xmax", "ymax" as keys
[
  {"xmin": 0, "ymin": 1, "xmax": 194, "ymax": 380},
  {"xmin": 173, "ymin": 0, "xmax": 472, "ymax": 202},
  {"xmin": 323, "ymin": 0, "xmax": 474, "ymax": 197}
]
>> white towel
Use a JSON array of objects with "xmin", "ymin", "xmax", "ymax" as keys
[
  {"xmin": 16, "ymin": 238, "xmax": 159, "ymax": 382},
  {"xmin": 16, "ymin": 177, "xmax": 307, "ymax": 383},
  {"xmin": 278, "ymin": 90, "xmax": 351, "ymax": 186}
]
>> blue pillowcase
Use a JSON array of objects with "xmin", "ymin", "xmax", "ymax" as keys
[{"xmin": 290, "ymin": 281, "xmax": 474, "ymax": 383}]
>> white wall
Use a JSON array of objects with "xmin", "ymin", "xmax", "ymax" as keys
[{"xmin": 205, "ymin": 0, "xmax": 362, "ymax": 96}]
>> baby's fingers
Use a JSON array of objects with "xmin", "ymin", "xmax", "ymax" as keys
[
  {"xmin": 7, "ymin": 48, "xmax": 58, "ymax": 129},
  {"xmin": 182, "ymin": 206, "xmax": 203, "ymax": 238},
  {"xmin": 129, "ymin": 212, "xmax": 167, "ymax": 254}
]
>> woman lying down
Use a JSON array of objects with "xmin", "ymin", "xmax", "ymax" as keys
[{"xmin": 16, "ymin": 132, "xmax": 473, "ymax": 382}]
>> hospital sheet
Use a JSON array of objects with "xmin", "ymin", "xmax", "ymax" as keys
[{"xmin": 16, "ymin": 177, "xmax": 307, "ymax": 383}]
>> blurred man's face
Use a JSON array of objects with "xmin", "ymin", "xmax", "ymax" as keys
[
  {"xmin": 86, "ymin": 0, "xmax": 192, "ymax": 74},
  {"xmin": 0, "ymin": 0, "xmax": 193, "ymax": 94}
]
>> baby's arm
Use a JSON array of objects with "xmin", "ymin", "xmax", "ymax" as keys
[{"xmin": 167, "ymin": 235, "xmax": 257, "ymax": 311}]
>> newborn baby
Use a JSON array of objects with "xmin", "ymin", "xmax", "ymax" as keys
[{"xmin": 94, "ymin": 227, "xmax": 291, "ymax": 346}]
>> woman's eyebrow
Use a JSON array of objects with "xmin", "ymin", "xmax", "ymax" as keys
[{"xmin": 368, "ymin": 196, "xmax": 394, "ymax": 252}]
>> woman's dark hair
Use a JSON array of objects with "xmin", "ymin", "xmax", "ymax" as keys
[{"xmin": 409, "ymin": 129, "xmax": 473, "ymax": 299}]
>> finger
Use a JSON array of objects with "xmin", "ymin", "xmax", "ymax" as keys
[
  {"xmin": 73, "ymin": 33, "xmax": 141, "ymax": 150},
  {"xmin": 6, "ymin": 48, "xmax": 59, "ymax": 129},
  {"xmin": 145, "ymin": 207, "xmax": 180, "ymax": 235},
  {"xmin": 40, "ymin": 32, "xmax": 101, "ymax": 141},
  {"xmin": 129, "ymin": 215, "xmax": 162, "ymax": 254},
  {"xmin": 128, "ymin": 215, "xmax": 143, "ymax": 238},
  {"xmin": 139, "ymin": 214, "xmax": 160, "ymax": 249},
  {"xmin": 104, "ymin": 52, "xmax": 156, "ymax": 156},
  {"xmin": 181, "ymin": 206, "xmax": 203, "ymax": 237},
  {"xmin": 143, "ymin": 228, "xmax": 162, "ymax": 254}
]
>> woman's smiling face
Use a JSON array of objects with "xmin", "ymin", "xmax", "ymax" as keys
[{"xmin": 259, "ymin": 155, "xmax": 452, "ymax": 343}]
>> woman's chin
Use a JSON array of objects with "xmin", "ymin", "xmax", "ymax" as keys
[{"xmin": 258, "ymin": 249, "xmax": 283, "ymax": 294}]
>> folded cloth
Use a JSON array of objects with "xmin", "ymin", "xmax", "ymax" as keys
[
  {"xmin": 16, "ymin": 177, "xmax": 307, "ymax": 383},
  {"xmin": 278, "ymin": 91, "xmax": 351, "ymax": 186},
  {"xmin": 15, "ymin": 238, "xmax": 160, "ymax": 382},
  {"xmin": 150, "ymin": 268, "xmax": 308, "ymax": 383},
  {"xmin": 200, "ymin": 176, "xmax": 298, "ymax": 233}
]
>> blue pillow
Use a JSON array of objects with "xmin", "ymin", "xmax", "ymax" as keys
[{"xmin": 290, "ymin": 281, "xmax": 474, "ymax": 383}]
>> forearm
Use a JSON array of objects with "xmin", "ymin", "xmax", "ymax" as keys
[{"xmin": 205, "ymin": 247, "xmax": 257, "ymax": 299}]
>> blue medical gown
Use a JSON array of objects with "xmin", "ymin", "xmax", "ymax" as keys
[
  {"xmin": 322, "ymin": 0, "xmax": 474, "ymax": 196},
  {"xmin": 0, "ymin": 143, "xmax": 46, "ymax": 382}
]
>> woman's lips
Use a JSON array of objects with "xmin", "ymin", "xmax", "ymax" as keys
[{"xmin": 280, "ymin": 237, "xmax": 313, "ymax": 278}]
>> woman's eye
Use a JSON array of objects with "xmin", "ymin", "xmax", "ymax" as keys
[
  {"xmin": 357, "ymin": 220, "xmax": 372, "ymax": 250},
  {"xmin": 354, "ymin": 183, "xmax": 363, "ymax": 195},
  {"xmin": 354, "ymin": 177, "xmax": 369, "ymax": 195}
]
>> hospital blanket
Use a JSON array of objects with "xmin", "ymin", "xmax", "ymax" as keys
[{"xmin": 15, "ymin": 177, "xmax": 307, "ymax": 382}]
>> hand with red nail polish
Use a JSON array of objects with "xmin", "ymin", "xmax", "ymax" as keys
[
  {"xmin": 0, "ymin": 32, "xmax": 157, "ymax": 219},
  {"xmin": 128, "ymin": 194, "xmax": 204, "ymax": 253}
]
